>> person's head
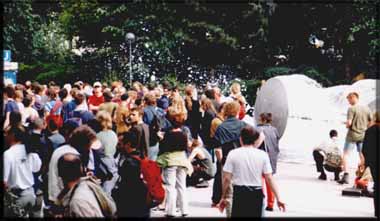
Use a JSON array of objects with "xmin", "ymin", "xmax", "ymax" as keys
[
  {"xmin": 86, "ymin": 118, "xmax": 102, "ymax": 133},
  {"xmin": 129, "ymin": 107, "xmax": 144, "ymax": 124},
  {"xmin": 132, "ymin": 81, "xmax": 143, "ymax": 92},
  {"xmin": 162, "ymin": 81, "xmax": 171, "ymax": 96},
  {"xmin": 103, "ymin": 91, "xmax": 114, "ymax": 102},
  {"xmin": 32, "ymin": 118, "xmax": 45, "ymax": 131},
  {"xmin": 120, "ymin": 130, "xmax": 139, "ymax": 154},
  {"xmin": 230, "ymin": 82, "xmax": 241, "ymax": 95},
  {"xmin": 4, "ymin": 85, "xmax": 16, "ymax": 99},
  {"xmin": 144, "ymin": 93, "xmax": 157, "ymax": 106},
  {"xmin": 68, "ymin": 125, "xmax": 98, "ymax": 165},
  {"xmin": 240, "ymin": 126, "xmax": 260, "ymax": 146},
  {"xmin": 170, "ymin": 94, "xmax": 188, "ymax": 116},
  {"xmin": 33, "ymin": 84, "xmax": 44, "ymax": 95},
  {"xmin": 93, "ymin": 82, "xmax": 102, "ymax": 96},
  {"xmin": 48, "ymin": 119, "xmax": 59, "ymax": 132},
  {"xmin": 25, "ymin": 81, "xmax": 32, "ymax": 89},
  {"xmin": 204, "ymin": 89, "xmax": 215, "ymax": 100},
  {"xmin": 167, "ymin": 107, "xmax": 187, "ymax": 128},
  {"xmin": 22, "ymin": 94, "xmax": 34, "ymax": 108},
  {"xmin": 4, "ymin": 126, "xmax": 26, "ymax": 147},
  {"xmin": 74, "ymin": 92, "xmax": 86, "ymax": 105},
  {"xmin": 201, "ymin": 97, "xmax": 216, "ymax": 114},
  {"xmin": 9, "ymin": 111, "xmax": 22, "ymax": 128},
  {"xmin": 121, "ymin": 93, "xmax": 129, "ymax": 102},
  {"xmin": 127, "ymin": 90, "xmax": 138, "ymax": 100},
  {"xmin": 96, "ymin": 110, "xmax": 113, "ymax": 131},
  {"xmin": 47, "ymin": 88, "xmax": 57, "ymax": 100},
  {"xmin": 223, "ymin": 101, "xmax": 240, "ymax": 118},
  {"xmin": 58, "ymin": 153, "xmax": 84, "ymax": 185},
  {"xmin": 259, "ymin": 112, "xmax": 273, "ymax": 124},
  {"xmin": 213, "ymin": 87, "xmax": 221, "ymax": 99},
  {"xmin": 60, "ymin": 119, "xmax": 81, "ymax": 140},
  {"xmin": 346, "ymin": 92, "xmax": 359, "ymax": 105},
  {"xmin": 58, "ymin": 88, "xmax": 68, "ymax": 101},
  {"xmin": 15, "ymin": 90, "xmax": 23, "ymax": 102},
  {"xmin": 329, "ymin": 129, "xmax": 338, "ymax": 138},
  {"xmin": 147, "ymin": 82, "xmax": 156, "ymax": 91}
]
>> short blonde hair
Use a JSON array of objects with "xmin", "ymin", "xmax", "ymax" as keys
[
  {"xmin": 230, "ymin": 82, "xmax": 241, "ymax": 95},
  {"xmin": 223, "ymin": 101, "xmax": 240, "ymax": 118},
  {"xmin": 96, "ymin": 110, "xmax": 113, "ymax": 130},
  {"xmin": 15, "ymin": 90, "xmax": 23, "ymax": 100}
]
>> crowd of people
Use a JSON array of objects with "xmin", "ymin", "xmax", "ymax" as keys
[
  {"xmin": 3, "ymin": 78, "xmax": 377, "ymax": 217},
  {"xmin": 3, "ymin": 79, "xmax": 286, "ymax": 218}
]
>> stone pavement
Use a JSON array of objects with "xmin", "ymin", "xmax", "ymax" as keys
[{"xmin": 151, "ymin": 161, "xmax": 375, "ymax": 218}]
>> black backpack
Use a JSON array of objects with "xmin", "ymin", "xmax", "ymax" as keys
[{"xmin": 149, "ymin": 108, "xmax": 170, "ymax": 145}]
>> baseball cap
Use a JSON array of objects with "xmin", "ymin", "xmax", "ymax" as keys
[{"xmin": 93, "ymin": 82, "xmax": 102, "ymax": 88}]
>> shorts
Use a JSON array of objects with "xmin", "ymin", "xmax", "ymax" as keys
[{"xmin": 343, "ymin": 140, "xmax": 363, "ymax": 152}]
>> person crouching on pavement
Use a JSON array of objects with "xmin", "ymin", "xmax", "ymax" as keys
[
  {"xmin": 312, "ymin": 129, "xmax": 343, "ymax": 181},
  {"xmin": 186, "ymin": 139, "xmax": 216, "ymax": 188},
  {"xmin": 218, "ymin": 126, "xmax": 285, "ymax": 217},
  {"xmin": 354, "ymin": 165, "xmax": 373, "ymax": 194}
]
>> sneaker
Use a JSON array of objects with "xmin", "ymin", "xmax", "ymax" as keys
[
  {"xmin": 265, "ymin": 207, "xmax": 274, "ymax": 211},
  {"xmin": 195, "ymin": 180, "xmax": 209, "ymax": 188},
  {"xmin": 338, "ymin": 173, "xmax": 349, "ymax": 184},
  {"xmin": 318, "ymin": 173, "xmax": 327, "ymax": 180}
]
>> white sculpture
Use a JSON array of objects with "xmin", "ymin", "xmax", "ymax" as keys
[{"xmin": 254, "ymin": 74, "xmax": 379, "ymax": 166}]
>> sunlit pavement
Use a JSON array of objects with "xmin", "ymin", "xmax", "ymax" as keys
[{"xmin": 151, "ymin": 161, "xmax": 375, "ymax": 218}]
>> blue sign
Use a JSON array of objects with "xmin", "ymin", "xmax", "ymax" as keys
[
  {"xmin": 4, "ymin": 71, "xmax": 17, "ymax": 85},
  {"xmin": 4, "ymin": 50, "xmax": 11, "ymax": 62}
]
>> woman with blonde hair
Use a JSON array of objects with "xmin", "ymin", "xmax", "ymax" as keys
[
  {"xmin": 157, "ymin": 108, "xmax": 193, "ymax": 217},
  {"xmin": 170, "ymin": 94, "xmax": 188, "ymax": 119},
  {"xmin": 96, "ymin": 111, "xmax": 118, "ymax": 158},
  {"xmin": 229, "ymin": 82, "xmax": 246, "ymax": 120}
]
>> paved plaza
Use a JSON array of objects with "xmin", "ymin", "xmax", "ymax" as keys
[{"xmin": 151, "ymin": 161, "xmax": 375, "ymax": 218}]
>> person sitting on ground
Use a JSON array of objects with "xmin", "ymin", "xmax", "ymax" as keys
[
  {"xmin": 312, "ymin": 129, "xmax": 343, "ymax": 181},
  {"xmin": 187, "ymin": 139, "xmax": 216, "ymax": 188},
  {"xmin": 56, "ymin": 153, "xmax": 116, "ymax": 217},
  {"xmin": 354, "ymin": 165, "xmax": 373, "ymax": 193}
]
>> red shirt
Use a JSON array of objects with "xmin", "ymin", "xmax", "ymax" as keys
[{"xmin": 88, "ymin": 95, "xmax": 104, "ymax": 107}]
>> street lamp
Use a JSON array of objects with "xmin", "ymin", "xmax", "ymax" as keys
[{"xmin": 126, "ymin": 32, "xmax": 136, "ymax": 86}]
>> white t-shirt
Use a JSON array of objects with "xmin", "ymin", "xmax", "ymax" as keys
[
  {"xmin": 223, "ymin": 147, "xmax": 272, "ymax": 186},
  {"xmin": 48, "ymin": 145, "xmax": 79, "ymax": 202},
  {"xmin": 3, "ymin": 144, "xmax": 41, "ymax": 189}
]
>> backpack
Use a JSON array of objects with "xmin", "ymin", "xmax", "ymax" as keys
[
  {"xmin": 149, "ymin": 108, "xmax": 170, "ymax": 145},
  {"xmin": 131, "ymin": 155, "xmax": 165, "ymax": 208},
  {"xmin": 325, "ymin": 148, "xmax": 342, "ymax": 168},
  {"xmin": 46, "ymin": 101, "xmax": 63, "ymax": 128}
]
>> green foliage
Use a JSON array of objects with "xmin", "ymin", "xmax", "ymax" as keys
[
  {"xmin": 263, "ymin": 67, "xmax": 292, "ymax": 79},
  {"xmin": 4, "ymin": 2, "xmax": 379, "ymax": 88},
  {"xmin": 301, "ymin": 67, "xmax": 332, "ymax": 87}
]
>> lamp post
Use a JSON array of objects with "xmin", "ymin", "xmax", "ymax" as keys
[{"xmin": 126, "ymin": 32, "xmax": 136, "ymax": 86}]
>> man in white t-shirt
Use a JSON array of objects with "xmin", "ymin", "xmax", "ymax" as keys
[
  {"xmin": 4, "ymin": 127, "xmax": 42, "ymax": 216},
  {"xmin": 218, "ymin": 126, "xmax": 285, "ymax": 217}
]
